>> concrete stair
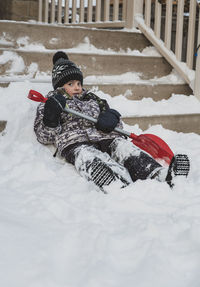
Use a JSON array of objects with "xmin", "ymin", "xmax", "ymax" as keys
[
  {"xmin": 0, "ymin": 50, "xmax": 172, "ymax": 79},
  {"xmin": 0, "ymin": 21, "xmax": 199, "ymax": 134}
]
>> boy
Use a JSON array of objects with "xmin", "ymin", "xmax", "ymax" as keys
[{"xmin": 34, "ymin": 51, "xmax": 188, "ymax": 191}]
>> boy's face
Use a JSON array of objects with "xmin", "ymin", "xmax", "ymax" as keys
[{"xmin": 63, "ymin": 80, "xmax": 82, "ymax": 97}]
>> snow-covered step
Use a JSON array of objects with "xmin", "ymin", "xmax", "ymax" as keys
[
  {"xmin": 0, "ymin": 21, "xmax": 151, "ymax": 52},
  {"xmin": 0, "ymin": 49, "xmax": 172, "ymax": 79},
  {"xmin": 0, "ymin": 77, "xmax": 192, "ymax": 101}
]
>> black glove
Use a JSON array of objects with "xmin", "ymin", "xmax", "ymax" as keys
[
  {"xmin": 96, "ymin": 108, "xmax": 121, "ymax": 133},
  {"xmin": 43, "ymin": 92, "xmax": 66, "ymax": 127}
]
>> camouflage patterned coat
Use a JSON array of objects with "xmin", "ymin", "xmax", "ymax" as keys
[{"xmin": 34, "ymin": 89, "xmax": 123, "ymax": 156}]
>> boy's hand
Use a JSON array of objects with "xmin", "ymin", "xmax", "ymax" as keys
[
  {"xmin": 96, "ymin": 109, "xmax": 121, "ymax": 133},
  {"xmin": 43, "ymin": 92, "xmax": 66, "ymax": 128}
]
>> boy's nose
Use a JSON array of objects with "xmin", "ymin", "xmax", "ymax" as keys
[{"xmin": 74, "ymin": 84, "xmax": 80, "ymax": 90}]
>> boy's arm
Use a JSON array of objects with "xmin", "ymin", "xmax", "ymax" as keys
[
  {"xmin": 34, "ymin": 90, "xmax": 66, "ymax": 145},
  {"xmin": 34, "ymin": 102, "xmax": 62, "ymax": 145},
  {"xmin": 83, "ymin": 91, "xmax": 123, "ymax": 133}
]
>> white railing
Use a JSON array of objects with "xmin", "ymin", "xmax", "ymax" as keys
[
  {"xmin": 38, "ymin": 0, "xmax": 130, "ymax": 28},
  {"xmin": 133, "ymin": 0, "xmax": 200, "ymax": 100},
  {"xmin": 38, "ymin": 0, "xmax": 200, "ymax": 100}
]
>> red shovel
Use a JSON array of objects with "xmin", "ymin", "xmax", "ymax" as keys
[{"xmin": 28, "ymin": 89, "xmax": 174, "ymax": 166}]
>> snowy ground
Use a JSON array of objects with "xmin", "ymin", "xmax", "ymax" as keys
[
  {"xmin": 1, "ymin": 31, "xmax": 200, "ymax": 286},
  {"xmin": 0, "ymin": 80, "xmax": 200, "ymax": 287}
]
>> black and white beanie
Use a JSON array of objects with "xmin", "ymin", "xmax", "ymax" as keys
[{"xmin": 52, "ymin": 51, "xmax": 83, "ymax": 90}]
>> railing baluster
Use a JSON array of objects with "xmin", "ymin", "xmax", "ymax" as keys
[
  {"xmin": 50, "ymin": 0, "xmax": 55, "ymax": 23},
  {"xmin": 64, "ymin": 0, "xmax": 69, "ymax": 24},
  {"xmin": 72, "ymin": 0, "xmax": 76, "ymax": 23},
  {"xmin": 186, "ymin": 0, "xmax": 196, "ymax": 69},
  {"xmin": 154, "ymin": 0, "xmax": 161, "ymax": 38},
  {"xmin": 125, "ymin": 0, "xmax": 143, "ymax": 29},
  {"xmin": 175, "ymin": 0, "xmax": 184, "ymax": 61},
  {"xmin": 58, "ymin": 0, "xmax": 62, "ymax": 24},
  {"xmin": 164, "ymin": 0, "xmax": 173, "ymax": 50},
  {"xmin": 38, "ymin": 0, "xmax": 42, "ymax": 22},
  {"xmin": 87, "ymin": 0, "xmax": 93, "ymax": 22},
  {"xmin": 122, "ymin": 0, "xmax": 126, "ymax": 22},
  {"xmin": 113, "ymin": 0, "xmax": 119, "ymax": 22},
  {"xmin": 145, "ymin": 0, "xmax": 151, "ymax": 27},
  {"xmin": 104, "ymin": 0, "xmax": 110, "ymax": 22},
  {"xmin": 44, "ymin": 0, "xmax": 49, "ymax": 23},
  {"xmin": 96, "ymin": 0, "xmax": 101, "ymax": 22},
  {"xmin": 80, "ymin": 0, "xmax": 85, "ymax": 23}
]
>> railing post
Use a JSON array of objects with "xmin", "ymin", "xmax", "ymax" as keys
[
  {"xmin": 186, "ymin": 0, "xmax": 196, "ymax": 69},
  {"xmin": 154, "ymin": 0, "xmax": 162, "ymax": 38},
  {"xmin": 164, "ymin": 0, "xmax": 173, "ymax": 50},
  {"xmin": 64, "ymin": 0, "xmax": 69, "ymax": 24},
  {"xmin": 72, "ymin": 0, "xmax": 76, "ymax": 23},
  {"xmin": 125, "ymin": 0, "xmax": 144, "ymax": 29},
  {"xmin": 96, "ymin": 0, "xmax": 101, "ymax": 22},
  {"xmin": 44, "ymin": 0, "xmax": 49, "ymax": 23},
  {"xmin": 80, "ymin": 0, "xmax": 84, "ymax": 23},
  {"xmin": 50, "ymin": 0, "xmax": 55, "ymax": 24},
  {"xmin": 145, "ymin": 0, "xmax": 151, "ymax": 27},
  {"xmin": 104, "ymin": 0, "xmax": 110, "ymax": 22},
  {"xmin": 175, "ymin": 0, "xmax": 184, "ymax": 61},
  {"xmin": 38, "ymin": 0, "xmax": 42, "ymax": 22}
]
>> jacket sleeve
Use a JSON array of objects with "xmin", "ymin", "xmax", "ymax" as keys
[{"xmin": 34, "ymin": 102, "xmax": 62, "ymax": 145}]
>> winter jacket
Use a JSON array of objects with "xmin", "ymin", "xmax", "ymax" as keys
[{"xmin": 34, "ymin": 88, "xmax": 123, "ymax": 155}]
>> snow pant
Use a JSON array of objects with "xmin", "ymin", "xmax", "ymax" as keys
[{"xmin": 61, "ymin": 137, "xmax": 167, "ymax": 189}]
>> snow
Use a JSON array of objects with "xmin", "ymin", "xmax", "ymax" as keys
[{"xmin": 1, "ymin": 31, "xmax": 200, "ymax": 287}]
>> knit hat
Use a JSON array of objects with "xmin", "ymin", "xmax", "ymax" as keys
[{"xmin": 52, "ymin": 51, "xmax": 83, "ymax": 90}]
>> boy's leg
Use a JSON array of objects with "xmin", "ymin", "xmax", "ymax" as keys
[
  {"xmin": 73, "ymin": 144, "xmax": 131, "ymax": 191},
  {"xmin": 109, "ymin": 138, "xmax": 167, "ymax": 182},
  {"xmin": 109, "ymin": 138, "xmax": 190, "ymax": 187}
]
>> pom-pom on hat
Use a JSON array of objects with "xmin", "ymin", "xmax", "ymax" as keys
[{"xmin": 52, "ymin": 51, "xmax": 83, "ymax": 90}]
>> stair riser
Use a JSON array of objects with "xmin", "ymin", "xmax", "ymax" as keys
[
  {"xmin": 0, "ymin": 50, "xmax": 172, "ymax": 79},
  {"xmin": 0, "ymin": 21, "xmax": 151, "ymax": 52},
  {"xmin": 84, "ymin": 84, "xmax": 192, "ymax": 100},
  {"xmin": 0, "ymin": 82, "xmax": 192, "ymax": 100},
  {"xmin": 123, "ymin": 114, "xmax": 200, "ymax": 134}
]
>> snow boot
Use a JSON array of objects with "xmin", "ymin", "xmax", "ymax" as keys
[
  {"xmin": 166, "ymin": 154, "xmax": 190, "ymax": 188},
  {"xmin": 85, "ymin": 157, "xmax": 129, "ymax": 192}
]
